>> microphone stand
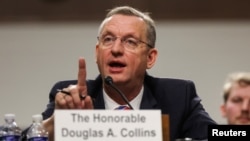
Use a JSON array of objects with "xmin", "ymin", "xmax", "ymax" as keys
[{"xmin": 104, "ymin": 76, "xmax": 134, "ymax": 110}]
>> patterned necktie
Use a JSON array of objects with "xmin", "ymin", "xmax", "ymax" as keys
[{"xmin": 115, "ymin": 105, "xmax": 131, "ymax": 110}]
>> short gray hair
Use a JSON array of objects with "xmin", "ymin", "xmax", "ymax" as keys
[{"xmin": 98, "ymin": 6, "xmax": 156, "ymax": 48}]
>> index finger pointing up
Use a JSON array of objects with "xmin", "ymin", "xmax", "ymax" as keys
[{"xmin": 77, "ymin": 57, "xmax": 87, "ymax": 94}]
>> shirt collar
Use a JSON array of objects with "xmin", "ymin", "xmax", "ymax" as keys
[{"xmin": 103, "ymin": 85, "xmax": 144, "ymax": 110}]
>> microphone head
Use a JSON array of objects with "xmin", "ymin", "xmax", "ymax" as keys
[{"xmin": 104, "ymin": 76, "xmax": 113, "ymax": 85}]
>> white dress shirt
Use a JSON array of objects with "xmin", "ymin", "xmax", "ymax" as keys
[{"xmin": 103, "ymin": 85, "xmax": 144, "ymax": 110}]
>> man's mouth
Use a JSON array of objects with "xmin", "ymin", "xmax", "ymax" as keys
[
  {"xmin": 109, "ymin": 61, "xmax": 126, "ymax": 68},
  {"xmin": 108, "ymin": 61, "xmax": 126, "ymax": 72},
  {"xmin": 238, "ymin": 116, "xmax": 250, "ymax": 123}
]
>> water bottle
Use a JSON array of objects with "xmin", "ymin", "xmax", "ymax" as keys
[
  {"xmin": 1, "ymin": 113, "xmax": 22, "ymax": 141},
  {"xmin": 0, "ymin": 124, "xmax": 3, "ymax": 140},
  {"xmin": 26, "ymin": 114, "xmax": 48, "ymax": 141}
]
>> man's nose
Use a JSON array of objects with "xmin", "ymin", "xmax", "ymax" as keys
[
  {"xmin": 111, "ymin": 38, "xmax": 125, "ymax": 53},
  {"xmin": 241, "ymin": 100, "xmax": 250, "ymax": 111}
]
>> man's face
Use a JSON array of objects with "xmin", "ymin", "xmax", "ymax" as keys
[
  {"xmin": 95, "ymin": 14, "xmax": 157, "ymax": 86},
  {"xmin": 221, "ymin": 84, "xmax": 250, "ymax": 124}
]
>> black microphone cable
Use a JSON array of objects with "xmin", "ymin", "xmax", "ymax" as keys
[{"xmin": 104, "ymin": 76, "xmax": 134, "ymax": 110}]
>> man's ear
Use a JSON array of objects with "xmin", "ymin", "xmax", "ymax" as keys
[
  {"xmin": 147, "ymin": 48, "xmax": 158, "ymax": 69},
  {"xmin": 95, "ymin": 44, "xmax": 99, "ymax": 63},
  {"xmin": 220, "ymin": 104, "xmax": 227, "ymax": 118}
]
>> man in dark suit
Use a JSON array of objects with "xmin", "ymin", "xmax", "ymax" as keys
[{"xmin": 23, "ymin": 6, "xmax": 216, "ymax": 141}]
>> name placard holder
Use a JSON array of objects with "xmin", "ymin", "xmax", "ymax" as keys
[
  {"xmin": 55, "ymin": 109, "xmax": 164, "ymax": 141},
  {"xmin": 162, "ymin": 114, "xmax": 170, "ymax": 141}
]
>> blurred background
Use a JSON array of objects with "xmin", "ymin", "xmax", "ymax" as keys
[{"xmin": 0, "ymin": 0, "xmax": 250, "ymax": 128}]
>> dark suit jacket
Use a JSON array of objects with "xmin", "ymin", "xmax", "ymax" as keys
[{"xmin": 24, "ymin": 74, "xmax": 216, "ymax": 141}]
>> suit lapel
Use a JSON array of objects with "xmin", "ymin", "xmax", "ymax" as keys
[
  {"xmin": 140, "ymin": 84, "xmax": 159, "ymax": 109},
  {"xmin": 93, "ymin": 89, "xmax": 106, "ymax": 109}
]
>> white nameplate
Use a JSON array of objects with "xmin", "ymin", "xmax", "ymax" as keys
[{"xmin": 54, "ymin": 109, "xmax": 162, "ymax": 141}]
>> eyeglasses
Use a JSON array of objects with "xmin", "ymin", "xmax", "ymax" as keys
[{"xmin": 97, "ymin": 35, "xmax": 153, "ymax": 51}]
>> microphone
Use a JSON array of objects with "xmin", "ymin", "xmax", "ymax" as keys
[{"xmin": 104, "ymin": 76, "xmax": 134, "ymax": 110}]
